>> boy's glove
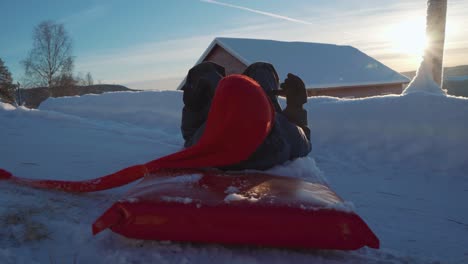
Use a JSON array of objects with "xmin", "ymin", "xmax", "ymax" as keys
[
  {"xmin": 280, "ymin": 73, "xmax": 310, "ymax": 139},
  {"xmin": 280, "ymin": 73, "xmax": 307, "ymax": 108}
]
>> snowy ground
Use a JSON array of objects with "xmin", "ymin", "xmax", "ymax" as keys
[{"xmin": 1, "ymin": 79, "xmax": 468, "ymax": 263}]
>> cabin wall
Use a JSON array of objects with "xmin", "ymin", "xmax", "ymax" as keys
[
  {"xmin": 203, "ymin": 45, "xmax": 247, "ymax": 75},
  {"xmin": 307, "ymin": 83, "xmax": 404, "ymax": 98}
]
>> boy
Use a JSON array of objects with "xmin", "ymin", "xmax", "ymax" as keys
[{"xmin": 181, "ymin": 61, "xmax": 311, "ymax": 170}]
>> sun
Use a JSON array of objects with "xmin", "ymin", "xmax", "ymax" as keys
[{"xmin": 385, "ymin": 16, "xmax": 427, "ymax": 57}]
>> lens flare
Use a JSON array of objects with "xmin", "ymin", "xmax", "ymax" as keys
[{"xmin": 386, "ymin": 16, "xmax": 427, "ymax": 58}]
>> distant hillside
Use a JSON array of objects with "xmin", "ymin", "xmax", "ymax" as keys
[
  {"xmin": 401, "ymin": 65, "xmax": 468, "ymax": 79},
  {"xmin": 444, "ymin": 65, "xmax": 468, "ymax": 77},
  {"xmin": 401, "ymin": 65, "xmax": 468, "ymax": 97},
  {"xmin": 19, "ymin": 84, "xmax": 138, "ymax": 108}
]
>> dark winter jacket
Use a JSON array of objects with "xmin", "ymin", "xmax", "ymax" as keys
[
  {"xmin": 182, "ymin": 104, "xmax": 311, "ymax": 171},
  {"xmin": 181, "ymin": 60, "xmax": 311, "ymax": 171}
]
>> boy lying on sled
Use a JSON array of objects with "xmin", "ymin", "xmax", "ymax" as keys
[{"xmin": 181, "ymin": 61, "xmax": 311, "ymax": 171}]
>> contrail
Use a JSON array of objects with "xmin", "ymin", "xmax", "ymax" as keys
[{"xmin": 201, "ymin": 0, "xmax": 313, "ymax": 25}]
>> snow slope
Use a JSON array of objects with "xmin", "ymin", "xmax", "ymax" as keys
[{"xmin": 1, "ymin": 81, "xmax": 468, "ymax": 263}]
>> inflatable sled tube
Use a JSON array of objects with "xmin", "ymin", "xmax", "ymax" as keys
[{"xmin": 93, "ymin": 169, "xmax": 379, "ymax": 250}]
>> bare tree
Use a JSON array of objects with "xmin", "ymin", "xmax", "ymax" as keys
[
  {"xmin": 22, "ymin": 21, "xmax": 74, "ymax": 88},
  {"xmin": 425, "ymin": 0, "xmax": 447, "ymax": 86},
  {"xmin": 74, "ymin": 72, "xmax": 93, "ymax": 86},
  {"xmin": 85, "ymin": 72, "xmax": 94, "ymax": 86},
  {"xmin": 75, "ymin": 72, "xmax": 85, "ymax": 86}
]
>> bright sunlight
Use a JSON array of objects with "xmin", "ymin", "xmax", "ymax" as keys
[{"xmin": 386, "ymin": 16, "xmax": 427, "ymax": 59}]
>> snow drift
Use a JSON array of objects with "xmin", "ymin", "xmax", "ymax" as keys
[{"xmin": 1, "ymin": 76, "xmax": 468, "ymax": 263}]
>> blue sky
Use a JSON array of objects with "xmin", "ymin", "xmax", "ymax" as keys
[{"xmin": 1, "ymin": 0, "xmax": 467, "ymax": 90}]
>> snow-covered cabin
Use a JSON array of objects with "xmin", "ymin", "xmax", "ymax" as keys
[{"xmin": 179, "ymin": 37, "xmax": 410, "ymax": 98}]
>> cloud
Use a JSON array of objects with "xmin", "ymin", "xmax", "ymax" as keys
[
  {"xmin": 200, "ymin": 0, "xmax": 313, "ymax": 25},
  {"xmin": 59, "ymin": 5, "xmax": 106, "ymax": 28},
  {"xmin": 75, "ymin": 35, "xmax": 217, "ymax": 84},
  {"xmin": 75, "ymin": 0, "xmax": 468, "ymax": 88},
  {"xmin": 73, "ymin": 10, "xmax": 406, "ymax": 86}
]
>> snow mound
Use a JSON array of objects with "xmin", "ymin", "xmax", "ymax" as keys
[
  {"xmin": 0, "ymin": 102, "xmax": 16, "ymax": 111},
  {"xmin": 1, "ymin": 80, "xmax": 468, "ymax": 263},
  {"xmin": 403, "ymin": 60, "xmax": 447, "ymax": 96},
  {"xmin": 40, "ymin": 90, "xmax": 184, "ymax": 133}
]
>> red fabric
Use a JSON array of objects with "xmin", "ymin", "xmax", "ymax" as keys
[
  {"xmin": 93, "ymin": 170, "xmax": 380, "ymax": 250},
  {"xmin": 0, "ymin": 169, "xmax": 12, "ymax": 179},
  {"xmin": 145, "ymin": 74, "xmax": 275, "ymax": 170},
  {"xmin": 6, "ymin": 165, "xmax": 148, "ymax": 193},
  {"xmin": 0, "ymin": 75, "xmax": 274, "ymax": 192}
]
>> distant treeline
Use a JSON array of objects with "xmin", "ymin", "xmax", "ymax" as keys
[{"xmin": 18, "ymin": 84, "xmax": 138, "ymax": 108}]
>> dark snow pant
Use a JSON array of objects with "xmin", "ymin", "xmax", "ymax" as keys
[{"xmin": 181, "ymin": 62, "xmax": 311, "ymax": 170}]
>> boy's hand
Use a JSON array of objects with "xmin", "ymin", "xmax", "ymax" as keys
[{"xmin": 280, "ymin": 73, "xmax": 307, "ymax": 108}]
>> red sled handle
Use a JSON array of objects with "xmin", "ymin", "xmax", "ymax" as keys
[
  {"xmin": 0, "ymin": 166, "xmax": 207, "ymax": 193},
  {"xmin": 0, "ymin": 169, "xmax": 13, "ymax": 179},
  {"xmin": 0, "ymin": 165, "xmax": 148, "ymax": 193}
]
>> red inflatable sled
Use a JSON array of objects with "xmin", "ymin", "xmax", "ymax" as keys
[
  {"xmin": 93, "ymin": 169, "xmax": 379, "ymax": 250},
  {"xmin": 1, "ymin": 75, "xmax": 379, "ymax": 250}
]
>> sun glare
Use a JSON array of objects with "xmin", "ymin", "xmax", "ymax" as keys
[{"xmin": 386, "ymin": 16, "xmax": 427, "ymax": 58}]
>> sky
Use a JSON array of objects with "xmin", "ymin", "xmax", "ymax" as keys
[{"xmin": 1, "ymin": 0, "xmax": 467, "ymax": 90}]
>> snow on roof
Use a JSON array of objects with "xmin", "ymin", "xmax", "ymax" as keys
[{"xmin": 194, "ymin": 37, "xmax": 410, "ymax": 89}]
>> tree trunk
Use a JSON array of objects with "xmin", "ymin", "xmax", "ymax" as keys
[{"xmin": 425, "ymin": 0, "xmax": 447, "ymax": 87}]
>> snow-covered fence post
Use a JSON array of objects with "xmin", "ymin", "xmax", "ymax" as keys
[{"xmin": 425, "ymin": 0, "xmax": 447, "ymax": 87}]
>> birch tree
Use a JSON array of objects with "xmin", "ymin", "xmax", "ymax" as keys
[{"xmin": 22, "ymin": 21, "xmax": 74, "ymax": 88}]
